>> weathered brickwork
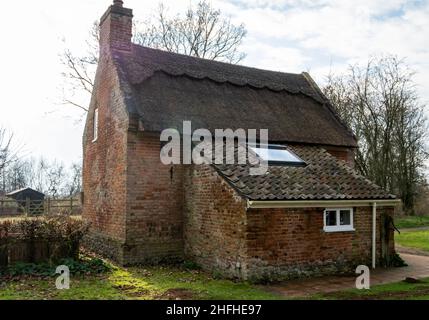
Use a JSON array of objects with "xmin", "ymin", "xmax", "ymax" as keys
[
  {"xmin": 99, "ymin": 4, "xmax": 133, "ymax": 53},
  {"xmin": 82, "ymin": 49, "xmax": 130, "ymax": 264},
  {"xmin": 324, "ymin": 145, "xmax": 356, "ymax": 168},
  {"xmin": 124, "ymin": 132, "xmax": 184, "ymax": 264},
  {"xmin": 245, "ymin": 207, "xmax": 394, "ymax": 280},
  {"xmin": 183, "ymin": 165, "xmax": 248, "ymax": 278},
  {"xmin": 82, "ymin": 4, "xmax": 132, "ymax": 263}
]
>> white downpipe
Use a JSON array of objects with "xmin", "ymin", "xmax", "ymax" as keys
[{"xmin": 372, "ymin": 202, "xmax": 377, "ymax": 269}]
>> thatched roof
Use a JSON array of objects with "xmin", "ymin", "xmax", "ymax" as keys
[{"xmin": 113, "ymin": 45, "xmax": 357, "ymax": 147}]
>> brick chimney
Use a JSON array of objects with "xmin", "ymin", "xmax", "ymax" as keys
[{"xmin": 99, "ymin": 0, "xmax": 133, "ymax": 54}]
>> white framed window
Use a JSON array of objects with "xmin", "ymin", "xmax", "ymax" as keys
[
  {"xmin": 323, "ymin": 208, "xmax": 354, "ymax": 232},
  {"xmin": 248, "ymin": 144, "xmax": 306, "ymax": 166},
  {"xmin": 92, "ymin": 108, "xmax": 99, "ymax": 142}
]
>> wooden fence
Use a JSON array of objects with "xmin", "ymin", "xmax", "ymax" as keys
[
  {"xmin": 0, "ymin": 198, "xmax": 82, "ymax": 217},
  {"xmin": 0, "ymin": 238, "xmax": 79, "ymax": 266}
]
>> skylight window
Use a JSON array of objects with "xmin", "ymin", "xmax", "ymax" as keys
[{"xmin": 249, "ymin": 145, "xmax": 306, "ymax": 166}]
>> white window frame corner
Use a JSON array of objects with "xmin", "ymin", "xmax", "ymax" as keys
[
  {"xmin": 92, "ymin": 108, "xmax": 99, "ymax": 143},
  {"xmin": 323, "ymin": 207, "xmax": 355, "ymax": 233}
]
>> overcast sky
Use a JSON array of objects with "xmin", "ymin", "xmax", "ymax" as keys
[{"xmin": 0, "ymin": 0, "xmax": 428, "ymax": 169}]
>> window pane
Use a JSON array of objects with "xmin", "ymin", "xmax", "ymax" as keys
[
  {"xmin": 325, "ymin": 210, "xmax": 337, "ymax": 226},
  {"xmin": 340, "ymin": 210, "xmax": 351, "ymax": 225},
  {"xmin": 93, "ymin": 109, "xmax": 99, "ymax": 141},
  {"xmin": 249, "ymin": 146, "xmax": 305, "ymax": 164}
]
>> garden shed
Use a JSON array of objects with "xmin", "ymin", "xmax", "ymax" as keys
[
  {"xmin": 6, "ymin": 188, "xmax": 45, "ymax": 215},
  {"xmin": 6, "ymin": 188, "xmax": 45, "ymax": 202}
]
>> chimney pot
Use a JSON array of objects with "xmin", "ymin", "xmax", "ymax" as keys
[{"xmin": 113, "ymin": 0, "xmax": 123, "ymax": 7}]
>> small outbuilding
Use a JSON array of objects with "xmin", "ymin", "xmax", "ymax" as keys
[
  {"xmin": 6, "ymin": 188, "xmax": 45, "ymax": 215},
  {"xmin": 6, "ymin": 188, "xmax": 45, "ymax": 202}
]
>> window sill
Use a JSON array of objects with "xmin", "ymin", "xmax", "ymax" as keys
[{"xmin": 323, "ymin": 227, "xmax": 355, "ymax": 233}]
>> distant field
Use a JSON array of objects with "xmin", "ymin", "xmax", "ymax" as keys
[
  {"xmin": 396, "ymin": 230, "xmax": 429, "ymax": 252},
  {"xmin": 395, "ymin": 215, "xmax": 429, "ymax": 229}
]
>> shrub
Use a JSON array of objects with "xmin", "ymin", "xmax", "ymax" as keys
[
  {"xmin": 0, "ymin": 217, "xmax": 90, "ymax": 266},
  {"xmin": 390, "ymin": 252, "xmax": 408, "ymax": 267},
  {"xmin": 0, "ymin": 216, "xmax": 89, "ymax": 242},
  {"xmin": 0, "ymin": 220, "xmax": 12, "ymax": 239}
]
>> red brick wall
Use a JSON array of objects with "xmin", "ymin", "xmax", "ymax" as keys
[
  {"xmin": 325, "ymin": 146, "xmax": 356, "ymax": 168},
  {"xmin": 99, "ymin": 6, "xmax": 133, "ymax": 53},
  {"xmin": 84, "ymin": 5, "xmax": 185, "ymax": 265},
  {"xmin": 245, "ymin": 206, "xmax": 395, "ymax": 280},
  {"xmin": 82, "ymin": 51, "xmax": 129, "ymax": 263},
  {"xmin": 82, "ymin": 3, "xmax": 134, "ymax": 264},
  {"xmin": 123, "ymin": 132, "xmax": 184, "ymax": 264},
  {"xmin": 183, "ymin": 165, "xmax": 248, "ymax": 278},
  {"xmin": 84, "ymin": 113, "xmax": 185, "ymax": 264}
]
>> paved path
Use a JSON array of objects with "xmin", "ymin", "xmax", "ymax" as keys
[
  {"xmin": 265, "ymin": 253, "xmax": 429, "ymax": 298},
  {"xmin": 395, "ymin": 244, "xmax": 429, "ymax": 257}
]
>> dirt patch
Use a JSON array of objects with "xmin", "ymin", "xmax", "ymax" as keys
[
  {"xmin": 112, "ymin": 284, "xmax": 149, "ymax": 297},
  {"xmin": 157, "ymin": 288, "xmax": 197, "ymax": 300}
]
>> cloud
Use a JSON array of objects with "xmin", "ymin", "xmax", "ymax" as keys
[
  {"xmin": 1, "ymin": 0, "xmax": 428, "ymax": 167},
  {"xmin": 223, "ymin": 0, "xmax": 429, "ymax": 100}
]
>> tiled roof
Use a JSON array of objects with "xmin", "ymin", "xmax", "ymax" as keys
[
  {"xmin": 112, "ymin": 45, "xmax": 357, "ymax": 147},
  {"xmin": 212, "ymin": 144, "xmax": 396, "ymax": 201}
]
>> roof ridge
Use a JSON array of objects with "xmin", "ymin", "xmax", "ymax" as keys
[
  {"xmin": 130, "ymin": 44, "xmax": 302, "ymax": 77},
  {"xmin": 118, "ymin": 44, "xmax": 327, "ymax": 104}
]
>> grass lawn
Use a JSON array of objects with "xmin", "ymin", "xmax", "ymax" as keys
[
  {"xmin": 310, "ymin": 277, "xmax": 429, "ymax": 300},
  {"xmin": 395, "ymin": 215, "xmax": 429, "ymax": 229},
  {"xmin": 3, "ymin": 260, "xmax": 429, "ymax": 300},
  {"xmin": 396, "ymin": 229, "xmax": 429, "ymax": 252},
  {"xmin": 0, "ymin": 264, "xmax": 282, "ymax": 300}
]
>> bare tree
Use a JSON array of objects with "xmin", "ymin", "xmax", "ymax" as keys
[
  {"xmin": 60, "ymin": 22, "xmax": 99, "ymax": 113},
  {"xmin": 44, "ymin": 161, "xmax": 65, "ymax": 199},
  {"xmin": 28, "ymin": 158, "xmax": 65, "ymax": 198},
  {"xmin": 60, "ymin": 0, "xmax": 246, "ymax": 114},
  {"xmin": 0, "ymin": 129, "xmax": 15, "ymax": 173},
  {"xmin": 2, "ymin": 160, "xmax": 33, "ymax": 192},
  {"xmin": 323, "ymin": 56, "xmax": 428, "ymax": 213},
  {"xmin": 136, "ymin": 2, "xmax": 246, "ymax": 63},
  {"xmin": 0, "ymin": 128, "xmax": 20, "ymax": 193},
  {"xmin": 1, "ymin": 148, "xmax": 83, "ymax": 199},
  {"xmin": 63, "ymin": 163, "xmax": 82, "ymax": 197}
]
